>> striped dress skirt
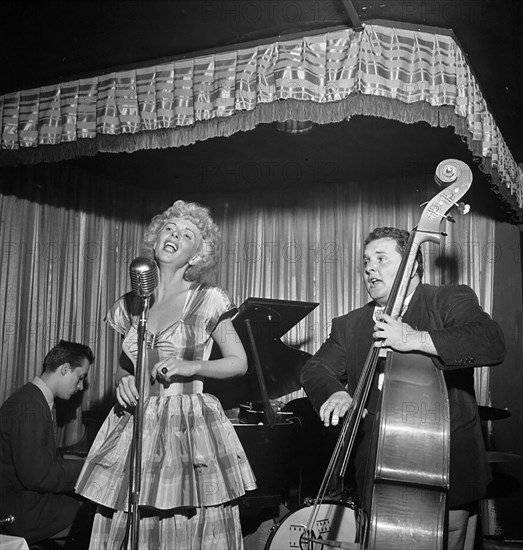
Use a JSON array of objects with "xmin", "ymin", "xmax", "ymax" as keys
[{"xmin": 75, "ymin": 391, "xmax": 257, "ymax": 549}]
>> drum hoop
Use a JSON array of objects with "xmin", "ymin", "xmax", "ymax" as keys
[{"xmin": 265, "ymin": 499, "xmax": 357, "ymax": 549}]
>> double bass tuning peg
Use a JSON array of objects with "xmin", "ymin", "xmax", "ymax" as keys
[
  {"xmin": 457, "ymin": 202, "xmax": 470, "ymax": 215},
  {"xmin": 442, "ymin": 195, "xmax": 471, "ymax": 217},
  {"xmin": 447, "ymin": 200, "xmax": 471, "ymax": 217}
]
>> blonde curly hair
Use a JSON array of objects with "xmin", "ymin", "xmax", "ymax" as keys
[{"xmin": 142, "ymin": 200, "xmax": 221, "ymax": 281}]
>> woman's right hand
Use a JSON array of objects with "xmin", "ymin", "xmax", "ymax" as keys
[{"xmin": 116, "ymin": 374, "xmax": 139, "ymax": 408}]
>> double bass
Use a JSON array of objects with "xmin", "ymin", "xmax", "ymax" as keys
[{"xmin": 302, "ymin": 159, "xmax": 473, "ymax": 550}]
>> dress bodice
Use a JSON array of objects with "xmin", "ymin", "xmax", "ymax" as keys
[{"xmin": 107, "ymin": 282, "xmax": 236, "ymax": 396}]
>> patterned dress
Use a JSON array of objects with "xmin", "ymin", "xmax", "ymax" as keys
[{"xmin": 76, "ymin": 282, "xmax": 256, "ymax": 549}]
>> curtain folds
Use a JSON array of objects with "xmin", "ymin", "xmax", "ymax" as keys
[
  {"xmin": 0, "ymin": 167, "xmax": 150, "ymax": 445},
  {"xmin": 0, "ymin": 168, "xmax": 495, "ymax": 443},
  {"xmin": 205, "ymin": 177, "xmax": 495, "ymax": 404},
  {"xmin": 1, "ymin": 23, "xmax": 521, "ymax": 216}
]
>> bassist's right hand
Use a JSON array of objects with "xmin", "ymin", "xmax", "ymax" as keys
[{"xmin": 320, "ymin": 391, "xmax": 353, "ymax": 426}]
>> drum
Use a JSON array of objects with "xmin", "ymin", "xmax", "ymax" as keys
[{"xmin": 265, "ymin": 500, "xmax": 358, "ymax": 550}]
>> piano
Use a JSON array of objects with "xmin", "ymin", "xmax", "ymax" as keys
[
  {"xmin": 205, "ymin": 297, "xmax": 318, "ymax": 418},
  {"xmin": 204, "ymin": 297, "xmax": 319, "ymax": 517}
]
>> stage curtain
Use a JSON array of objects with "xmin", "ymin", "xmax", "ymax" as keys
[
  {"xmin": 0, "ymin": 166, "xmax": 150, "ymax": 445},
  {"xmin": 206, "ymin": 175, "xmax": 495, "ymax": 405},
  {"xmin": 0, "ymin": 23, "xmax": 521, "ymax": 216},
  {"xmin": 0, "ymin": 169, "xmax": 495, "ymax": 443}
]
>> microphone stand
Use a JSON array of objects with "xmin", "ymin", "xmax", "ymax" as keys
[{"xmin": 125, "ymin": 295, "xmax": 151, "ymax": 550}]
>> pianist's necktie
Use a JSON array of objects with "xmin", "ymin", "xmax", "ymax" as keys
[{"xmin": 51, "ymin": 403, "xmax": 58, "ymax": 441}]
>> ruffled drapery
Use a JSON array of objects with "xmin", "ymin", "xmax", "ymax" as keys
[{"xmin": 1, "ymin": 23, "xmax": 521, "ymax": 215}]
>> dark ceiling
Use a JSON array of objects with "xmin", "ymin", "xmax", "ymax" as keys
[{"xmin": 1, "ymin": 1, "xmax": 522, "ymax": 219}]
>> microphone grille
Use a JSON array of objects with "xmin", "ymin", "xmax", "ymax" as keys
[{"xmin": 129, "ymin": 257, "xmax": 158, "ymax": 298}]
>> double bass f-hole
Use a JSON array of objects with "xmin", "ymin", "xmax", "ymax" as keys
[{"xmin": 303, "ymin": 159, "xmax": 472, "ymax": 550}]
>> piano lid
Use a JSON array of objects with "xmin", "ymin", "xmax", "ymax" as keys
[
  {"xmin": 235, "ymin": 296, "xmax": 318, "ymax": 338},
  {"xmin": 205, "ymin": 297, "xmax": 318, "ymax": 409}
]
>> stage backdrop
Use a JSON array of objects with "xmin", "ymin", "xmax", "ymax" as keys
[{"xmin": 0, "ymin": 163, "xmax": 496, "ymax": 442}]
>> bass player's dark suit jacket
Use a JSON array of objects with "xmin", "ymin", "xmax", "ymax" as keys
[
  {"xmin": 300, "ymin": 284, "xmax": 506, "ymax": 507},
  {"xmin": 0, "ymin": 383, "xmax": 83, "ymax": 543}
]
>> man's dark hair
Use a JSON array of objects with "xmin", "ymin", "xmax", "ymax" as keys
[
  {"xmin": 43, "ymin": 340, "xmax": 94, "ymax": 373},
  {"xmin": 364, "ymin": 227, "xmax": 424, "ymax": 279}
]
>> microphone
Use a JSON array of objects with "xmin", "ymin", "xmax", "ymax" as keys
[{"xmin": 129, "ymin": 257, "xmax": 158, "ymax": 298}]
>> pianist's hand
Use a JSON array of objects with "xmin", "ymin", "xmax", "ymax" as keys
[{"xmin": 320, "ymin": 391, "xmax": 355, "ymax": 427}]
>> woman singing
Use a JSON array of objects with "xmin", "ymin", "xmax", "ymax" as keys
[{"xmin": 76, "ymin": 200, "xmax": 256, "ymax": 549}]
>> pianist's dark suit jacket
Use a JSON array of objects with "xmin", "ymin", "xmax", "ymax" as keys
[
  {"xmin": 300, "ymin": 283, "xmax": 506, "ymax": 507},
  {"xmin": 0, "ymin": 383, "xmax": 83, "ymax": 543}
]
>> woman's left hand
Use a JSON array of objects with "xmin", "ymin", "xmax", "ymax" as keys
[{"xmin": 151, "ymin": 358, "xmax": 201, "ymax": 381}]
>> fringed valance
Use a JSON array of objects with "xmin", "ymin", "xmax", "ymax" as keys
[{"xmin": 1, "ymin": 23, "xmax": 522, "ymax": 215}]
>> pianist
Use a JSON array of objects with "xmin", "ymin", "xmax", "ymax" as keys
[{"xmin": 0, "ymin": 340, "xmax": 93, "ymax": 546}]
